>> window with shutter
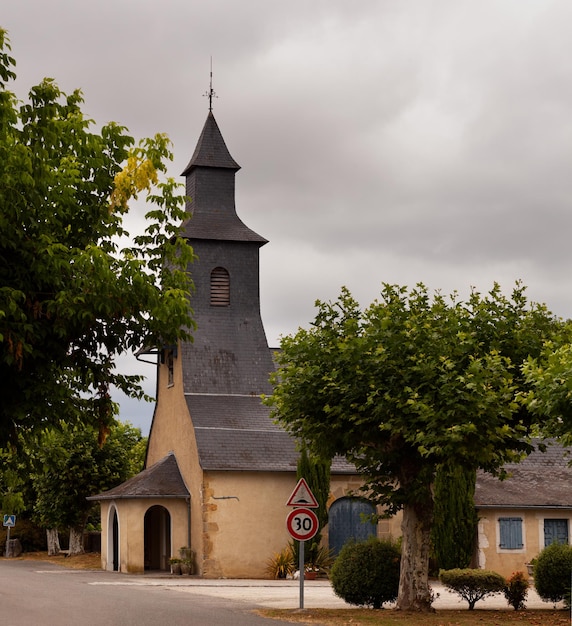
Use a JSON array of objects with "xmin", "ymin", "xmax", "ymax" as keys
[
  {"xmin": 544, "ymin": 519, "xmax": 569, "ymax": 547},
  {"xmin": 498, "ymin": 517, "xmax": 523, "ymax": 549},
  {"xmin": 210, "ymin": 267, "xmax": 230, "ymax": 306}
]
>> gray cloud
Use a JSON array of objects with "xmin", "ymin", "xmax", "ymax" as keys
[{"xmin": 4, "ymin": 0, "xmax": 572, "ymax": 433}]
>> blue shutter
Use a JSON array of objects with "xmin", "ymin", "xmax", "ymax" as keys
[{"xmin": 499, "ymin": 517, "xmax": 523, "ymax": 549}]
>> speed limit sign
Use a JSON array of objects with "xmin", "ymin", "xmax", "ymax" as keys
[{"xmin": 286, "ymin": 507, "xmax": 319, "ymax": 541}]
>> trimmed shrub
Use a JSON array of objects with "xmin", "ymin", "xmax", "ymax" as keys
[
  {"xmin": 504, "ymin": 571, "xmax": 529, "ymax": 610},
  {"xmin": 534, "ymin": 541, "xmax": 572, "ymax": 605},
  {"xmin": 439, "ymin": 568, "xmax": 506, "ymax": 610},
  {"xmin": 330, "ymin": 537, "xmax": 400, "ymax": 609}
]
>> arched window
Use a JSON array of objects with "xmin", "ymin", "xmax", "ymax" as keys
[{"xmin": 210, "ymin": 267, "xmax": 230, "ymax": 306}]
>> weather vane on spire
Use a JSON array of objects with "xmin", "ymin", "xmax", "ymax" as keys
[{"xmin": 204, "ymin": 57, "xmax": 217, "ymax": 112}]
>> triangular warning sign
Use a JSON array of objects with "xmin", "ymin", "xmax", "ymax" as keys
[{"xmin": 286, "ymin": 478, "xmax": 319, "ymax": 508}]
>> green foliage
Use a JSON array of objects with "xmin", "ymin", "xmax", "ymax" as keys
[
  {"xmin": 0, "ymin": 29, "xmax": 195, "ymax": 445},
  {"xmin": 297, "ymin": 445, "xmax": 330, "ymax": 530},
  {"xmin": 266, "ymin": 282, "xmax": 564, "ymax": 610},
  {"xmin": 504, "ymin": 571, "xmax": 529, "ymax": 610},
  {"xmin": 266, "ymin": 545, "xmax": 295, "ymax": 579},
  {"xmin": 30, "ymin": 420, "xmax": 145, "ymax": 533},
  {"xmin": 439, "ymin": 568, "xmax": 506, "ymax": 610},
  {"xmin": 0, "ymin": 515, "xmax": 47, "ymax": 551},
  {"xmin": 431, "ymin": 462, "xmax": 478, "ymax": 570},
  {"xmin": 523, "ymin": 339, "xmax": 572, "ymax": 443},
  {"xmin": 291, "ymin": 445, "xmax": 331, "ymax": 569},
  {"xmin": 330, "ymin": 538, "xmax": 401, "ymax": 609},
  {"xmin": 534, "ymin": 541, "xmax": 572, "ymax": 605}
]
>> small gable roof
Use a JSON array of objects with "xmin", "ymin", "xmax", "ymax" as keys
[
  {"xmin": 88, "ymin": 452, "xmax": 189, "ymax": 501},
  {"xmin": 475, "ymin": 440, "xmax": 572, "ymax": 509}
]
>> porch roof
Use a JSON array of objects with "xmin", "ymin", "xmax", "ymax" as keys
[{"xmin": 88, "ymin": 452, "xmax": 189, "ymax": 500}]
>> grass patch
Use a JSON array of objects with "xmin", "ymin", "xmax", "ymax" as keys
[
  {"xmin": 258, "ymin": 608, "xmax": 570, "ymax": 625},
  {"xmin": 14, "ymin": 551, "xmax": 102, "ymax": 570}
]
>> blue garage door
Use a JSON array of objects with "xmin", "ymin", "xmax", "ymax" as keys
[{"xmin": 328, "ymin": 497, "xmax": 376, "ymax": 555}]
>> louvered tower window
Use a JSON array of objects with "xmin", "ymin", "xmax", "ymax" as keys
[{"xmin": 210, "ymin": 267, "xmax": 230, "ymax": 306}]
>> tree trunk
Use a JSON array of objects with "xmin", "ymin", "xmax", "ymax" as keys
[
  {"xmin": 397, "ymin": 501, "xmax": 434, "ymax": 611},
  {"xmin": 46, "ymin": 528, "xmax": 61, "ymax": 556},
  {"xmin": 68, "ymin": 527, "xmax": 84, "ymax": 555}
]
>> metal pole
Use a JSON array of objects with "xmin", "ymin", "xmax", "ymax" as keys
[
  {"xmin": 299, "ymin": 540, "xmax": 305, "ymax": 609},
  {"xmin": 5, "ymin": 525, "xmax": 10, "ymax": 557}
]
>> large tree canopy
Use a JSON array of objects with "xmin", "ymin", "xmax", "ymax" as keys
[
  {"xmin": 267, "ymin": 282, "xmax": 566, "ymax": 611},
  {"xmin": 0, "ymin": 30, "xmax": 194, "ymax": 443}
]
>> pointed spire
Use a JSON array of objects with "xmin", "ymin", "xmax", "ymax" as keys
[{"xmin": 181, "ymin": 111, "xmax": 240, "ymax": 176}]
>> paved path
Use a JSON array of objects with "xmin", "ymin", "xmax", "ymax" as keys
[{"xmin": 110, "ymin": 575, "xmax": 562, "ymax": 611}]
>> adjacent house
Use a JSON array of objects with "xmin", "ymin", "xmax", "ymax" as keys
[{"xmin": 475, "ymin": 440, "xmax": 572, "ymax": 577}]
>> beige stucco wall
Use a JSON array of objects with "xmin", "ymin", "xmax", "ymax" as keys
[
  {"xmin": 145, "ymin": 346, "xmax": 205, "ymax": 573},
  {"xmin": 99, "ymin": 498, "xmax": 190, "ymax": 573},
  {"xmin": 477, "ymin": 508, "xmax": 572, "ymax": 577},
  {"xmin": 200, "ymin": 470, "xmax": 403, "ymax": 578}
]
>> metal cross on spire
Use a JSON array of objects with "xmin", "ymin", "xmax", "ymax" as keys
[{"xmin": 204, "ymin": 57, "xmax": 217, "ymax": 112}]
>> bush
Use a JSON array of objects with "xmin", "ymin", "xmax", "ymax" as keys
[
  {"xmin": 330, "ymin": 538, "xmax": 400, "ymax": 609},
  {"xmin": 504, "ymin": 571, "xmax": 529, "ymax": 610},
  {"xmin": 439, "ymin": 568, "xmax": 506, "ymax": 610},
  {"xmin": 534, "ymin": 542, "xmax": 572, "ymax": 605}
]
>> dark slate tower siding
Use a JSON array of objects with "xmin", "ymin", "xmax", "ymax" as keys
[{"xmin": 180, "ymin": 112, "xmax": 274, "ymax": 397}]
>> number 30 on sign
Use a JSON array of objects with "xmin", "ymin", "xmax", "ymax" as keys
[{"xmin": 286, "ymin": 507, "xmax": 319, "ymax": 541}]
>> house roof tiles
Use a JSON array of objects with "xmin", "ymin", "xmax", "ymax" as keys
[{"xmin": 475, "ymin": 440, "xmax": 572, "ymax": 509}]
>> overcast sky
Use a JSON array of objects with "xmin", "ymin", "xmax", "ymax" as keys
[{"xmin": 4, "ymin": 1, "xmax": 572, "ymax": 434}]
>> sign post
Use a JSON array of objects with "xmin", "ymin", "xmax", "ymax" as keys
[
  {"xmin": 286, "ymin": 479, "xmax": 320, "ymax": 610},
  {"xmin": 3, "ymin": 514, "xmax": 16, "ymax": 558}
]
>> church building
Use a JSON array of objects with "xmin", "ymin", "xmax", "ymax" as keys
[{"xmin": 89, "ymin": 105, "xmax": 394, "ymax": 576}]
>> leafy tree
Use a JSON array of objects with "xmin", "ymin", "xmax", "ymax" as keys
[
  {"xmin": 431, "ymin": 462, "xmax": 478, "ymax": 570},
  {"xmin": 31, "ymin": 420, "xmax": 146, "ymax": 554},
  {"xmin": 0, "ymin": 29, "xmax": 194, "ymax": 445},
  {"xmin": 522, "ymin": 340, "xmax": 572, "ymax": 442},
  {"xmin": 267, "ymin": 282, "xmax": 564, "ymax": 610}
]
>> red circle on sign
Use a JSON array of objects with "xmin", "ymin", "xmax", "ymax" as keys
[{"xmin": 286, "ymin": 507, "xmax": 319, "ymax": 541}]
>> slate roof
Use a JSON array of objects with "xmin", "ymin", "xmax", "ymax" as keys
[
  {"xmin": 88, "ymin": 452, "xmax": 189, "ymax": 500},
  {"xmin": 186, "ymin": 394, "xmax": 354, "ymax": 474},
  {"xmin": 181, "ymin": 111, "xmax": 240, "ymax": 175},
  {"xmin": 180, "ymin": 112, "xmax": 267, "ymax": 243},
  {"xmin": 475, "ymin": 440, "xmax": 572, "ymax": 509}
]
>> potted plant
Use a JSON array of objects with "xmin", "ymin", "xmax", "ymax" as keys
[
  {"xmin": 169, "ymin": 557, "xmax": 182, "ymax": 575},
  {"xmin": 305, "ymin": 543, "xmax": 335, "ymax": 579},
  {"xmin": 179, "ymin": 546, "xmax": 194, "ymax": 560},
  {"xmin": 180, "ymin": 558, "xmax": 194, "ymax": 575},
  {"xmin": 265, "ymin": 546, "xmax": 295, "ymax": 579}
]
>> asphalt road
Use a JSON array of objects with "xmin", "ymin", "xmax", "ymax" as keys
[{"xmin": 0, "ymin": 560, "xmax": 290, "ymax": 626}]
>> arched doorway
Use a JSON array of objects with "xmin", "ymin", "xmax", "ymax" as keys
[
  {"xmin": 107, "ymin": 504, "xmax": 119, "ymax": 572},
  {"xmin": 328, "ymin": 497, "xmax": 377, "ymax": 555},
  {"xmin": 144, "ymin": 505, "xmax": 171, "ymax": 571}
]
